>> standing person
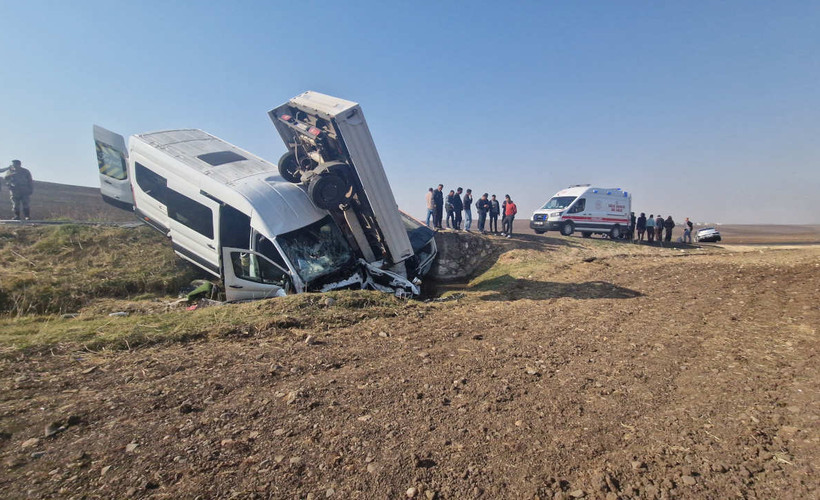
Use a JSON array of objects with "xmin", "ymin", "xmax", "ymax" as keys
[
  {"xmin": 646, "ymin": 214, "xmax": 655, "ymax": 243},
  {"xmin": 502, "ymin": 195, "xmax": 517, "ymax": 238},
  {"xmin": 425, "ymin": 188, "xmax": 435, "ymax": 227},
  {"xmin": 683, "ymin": 217, "xmax": 693, "ymax": 243},
  {"xmin": 628, "ymin": 212, "xmax": 636, "ymax": 241},
  {"xmin": 655, "ymin": 214, "xmax": 664, "ymax": 242},
  {"xmin": 489, "ymin": 195, "xmax": 500, "ymax": 234},
  {"xmin": 636, "ymin": 212, "xmax": 647, "ymax": 242},
  {"xmin": 463, "ymin": 188, "xmax": 473, "ymax": 232},
  {"xmin": 452, "ymin": 187, "xmax": 464, "ymax": 230},
  {"xmin": 4, "ymin": 160, "xmax": 33, "ymax": 220},
  {"xmin": 433, "ymin": 184, "xmax": 444, "ymax": 229},
  {"xmin": 475, "ymin": 193, "xmax": 490, "ymax": 233},
  {"xmin": 445, "ymin": 190, "xmax": 456, "ymax": 229},
  {"xmin": 664, "ymin": 215, "xmax": 675, "ymax": 242},
  {"xmin": 500, "ymin": 196, "xmax": 508, "ymax": 235}
]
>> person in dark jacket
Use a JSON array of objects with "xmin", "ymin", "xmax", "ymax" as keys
[
  {"xmin": 628, "ymin": 212, "xmax": 636, "ymax": 240},
  {"xmin": 432, "ymin": 185, "xmax": 444, "ymax": 229},
  {"xmin": 475, "ymin": 193, "xmax": 490, "ymax": 233},
  {"xmin": 452, "ymin": 187, "xmax": 464, "ymax": 230},
  {"xmin": 655, "ymin": 214, "xmax": 664, "ymax": 242},
  {"xmin": 636, "ymin": 213, "xmax": 647, "ymax": 242},
  {"xmin": 683, "ymin": 217, "xmax": 693, "ymax": 243},
  {"xmin": 664, "ymin": 215, "xmax": 675, "ymax": 242},
  {"xmin": 3, "ymin": 160, "xmax": 34, "ymax": 220},
  {"xmin": 445, "ymin": 190, "xmax": 456, "ymax": 229},
  {"xmin": 489, "ymin": 195, "xmax": 500, "ymax": 233}
]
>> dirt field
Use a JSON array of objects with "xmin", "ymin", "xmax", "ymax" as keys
[{"xmin": 1, "ymin": 230, "xmax": 817, "ymax": 499}]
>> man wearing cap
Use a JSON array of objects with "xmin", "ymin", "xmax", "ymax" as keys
[{"xmin": 4, "ymin": 160, "xmax": 34, "ymax": 220}]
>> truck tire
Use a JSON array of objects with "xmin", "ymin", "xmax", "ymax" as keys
[
  {"xmin": 609, "ymin": 225, "xmax": 621, "ymax": 239},
  {"xmin": 581, "ymin": 232, "xmax": 592, "ymax": 238},
  {"xmin": 561, "ymin": 222, "xmax": 574, "ymax": 236},
  {"xmin": 278, "ymin": 151, "xmax": 302, "ymax": 183},
  {"xmin": 308, "ymin": 172, "xmax": 348, "ymax": 210}
]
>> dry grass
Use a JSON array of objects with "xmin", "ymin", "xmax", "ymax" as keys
[{"xmin": 0, "ymin": 225, "xmax": 196, "ymax": 315}]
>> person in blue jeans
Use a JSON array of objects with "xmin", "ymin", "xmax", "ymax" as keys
[
  {"xmin": 425, "ymin": 187, "xmax": 435, "ymax": 227},
  {"xmin": 463, "ymin": 188, "xmax": 473, "ymax": 232}
]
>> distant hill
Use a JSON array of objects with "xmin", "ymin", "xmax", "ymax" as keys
[{"xmin": 0, "ymin": 181, "xmax": 135, "ymax": 222}]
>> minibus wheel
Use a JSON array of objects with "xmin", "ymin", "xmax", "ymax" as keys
[
  {"xmin": 609, "ymin": 225, "xmax": 622, "ymax": 239},
  {"xmin": 278, "ymin": 151, "xmax": 302, "ymax": 183},
  {"xmin": 561, "ymin": 222, "xmax": 574, "ymax": 236},
  {"xmin": 309, "ymin": 173, "xmax": 348, "ymax": 210}
]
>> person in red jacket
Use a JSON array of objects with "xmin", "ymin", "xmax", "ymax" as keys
[{"xmin": 502, "ymin": 195, "xmax": 517, "ymax": 238}]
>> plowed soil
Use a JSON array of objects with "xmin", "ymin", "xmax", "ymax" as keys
[{"xmin": 1, "ymin": 240, "xmax": 818, "ymax": 499}]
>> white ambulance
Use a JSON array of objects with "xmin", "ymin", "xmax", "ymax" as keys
[{"xmin": 530, "ymin": 185, "xmax": 631, "ymax": 239}]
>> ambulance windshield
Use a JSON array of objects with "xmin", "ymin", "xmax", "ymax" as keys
[{"xmin": 542, "ymin": 196, "xmax": 576, "ymax": 210}]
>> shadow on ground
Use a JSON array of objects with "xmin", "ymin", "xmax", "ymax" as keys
[{"xmin": 474, "ymin": 274, "xmax": 643, "ymax": 301}]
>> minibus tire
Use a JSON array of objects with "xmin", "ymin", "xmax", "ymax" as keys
[
  {"xmin": 609, "ymin": 225, "xmax": 621, "ymax": 239},
  {"xmin": 309, "ymin": 173, "xmax": 348, "ymax": 210},
  {"xmin": 278, "ymin": 151, "xmax": 302, "ymax": 183},
  {"xmin": 561, "ymin": 222, "xmax": 574, "ymax": 236}
]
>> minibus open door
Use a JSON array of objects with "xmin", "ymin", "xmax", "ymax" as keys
[{"xmin": 93, "ymin": 125, "xmax": 134, "ymax": 211}]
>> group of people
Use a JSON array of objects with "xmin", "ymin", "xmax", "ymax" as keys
[
  {"xmin": 425, "ymin": 185, "xmax": 518, "ymax": 238},
  {"xmin": 632, "ymin": 213, "xmax": 694, "ymax": 243},
  {"xmin": 0, "ymin": 159, "xmax": 34, "ymax": 220}
]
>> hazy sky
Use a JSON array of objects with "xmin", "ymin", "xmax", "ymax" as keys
[{"xmin": 1, "ymin": 1, "xmax": 818, "ymax": 224}]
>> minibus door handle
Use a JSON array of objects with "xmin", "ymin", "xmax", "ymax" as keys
[{"xmin": 229, "ymin": 285, "xmax": 243, "ymax": 289}]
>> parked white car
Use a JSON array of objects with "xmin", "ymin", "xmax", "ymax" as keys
[{"xmin": 695, "ymin": 227, "xmax": 722, "ymax": 242}]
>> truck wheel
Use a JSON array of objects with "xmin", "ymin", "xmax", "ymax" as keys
[
  {"xmin": 278, "ymin": 151, "xmax": 302, "ymax": 183},
  {"xmin": 561, "ymin": 222, "xmax": 574, "ymax": 236},
  {"xmin": 308, "ymin": 173, "xmax": 348, "ymax": 210},
  {"xmin": 581, "ymin": 232, "xmax": 591, "ymax": 238},
  {"xmin": 609, "ymin": 225, "xmax": 621, "ymax": 239}
]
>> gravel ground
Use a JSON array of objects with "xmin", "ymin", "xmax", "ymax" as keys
[{"xmin": 1, "ymin": 242, "xmax": 818, "ymax": 499}]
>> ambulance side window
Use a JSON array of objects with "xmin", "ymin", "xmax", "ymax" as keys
[{"xmin": 569, "ymin": 198, "xmax": 585, "ymax": 213}]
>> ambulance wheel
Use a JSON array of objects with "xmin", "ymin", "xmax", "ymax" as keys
[
  {"xmin": 609, "ymin": 225, "xmax": 622, "ymax": 239},
  {"xmin": 278, "ymin": 151, "xmax": 302, "ymax": 183},
  {"xmin": 581, "ymin": 232, "xmax": 592, "ymax": 238},
  {"xmin": 561, "ymin": 222, "xmax": 574, "ymax": 236},
  {"xmin": 308, "ymin": 173, "xmax": 348, "ymax": 210}
]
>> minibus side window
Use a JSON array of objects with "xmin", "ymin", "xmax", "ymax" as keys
[
  {"xmin": 134, "ymin": 162, "xmax": 167, "ymax": 204},
  {"xmin": 255, "ymin": 234, "xmax": 288, "ymax": 269},
  {"xmin": 95, "ymin": 141, "xmax": 127, "ymax": 180},
  {"xmin": 166, "ymin": 189, "xmax": 214, "ymax": 238},
  {"xmin": 230, "ymin": 251, "xmax": 290, "ymax": 288},
  {"xmin": 220, "ymin": 205, "xmax": 251, "ymax": 248}
]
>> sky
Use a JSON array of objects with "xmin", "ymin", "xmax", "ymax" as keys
[{"xmin": 1, "ymin": 1, "xmax": 818, "ymax": 224}]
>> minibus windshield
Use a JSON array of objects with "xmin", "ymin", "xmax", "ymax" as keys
[
  {"xmin": 277, "ymin": 216, "xmax": 355, "ymax": 284},
  {"xmin": 542, "ymin": 196, "xmax": 576, "ymax": 210}
]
